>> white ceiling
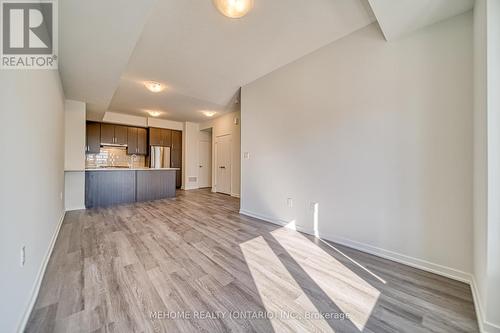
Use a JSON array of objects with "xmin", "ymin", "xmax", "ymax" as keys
[
  {"xmin": 59, "ymin": 0, "xmax": 157, "ymax": 112},
  {"xmin": 59, "ymin": 0, "xmax": 474, "ymax": 123},
  {"xmin": 368, "ymin": 0, "xmax": 474, "ymax": 41},
  {"xmin": 61, "ymin": 0, "xmax": 375, "ymax": 122}
]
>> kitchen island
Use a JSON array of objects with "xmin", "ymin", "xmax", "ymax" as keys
[{"xmin": 85, "ymin": 168, "xmax": 179, "ymax": 208}]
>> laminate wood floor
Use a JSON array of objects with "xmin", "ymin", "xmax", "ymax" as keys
[{"xmin": 26, "ymin": 189, "xmax": 479, "ymax": 333}]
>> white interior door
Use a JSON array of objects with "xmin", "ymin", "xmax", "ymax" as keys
[
  {"xmin": 198, "ymin": 140, "xmax": 211, "ymax": 188},
  {"xmin": 216, "ymin": 135, "xmax": 231, "ymax": 195}
]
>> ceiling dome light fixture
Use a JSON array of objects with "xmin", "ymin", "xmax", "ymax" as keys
[
  {"xmin": 148, "ymin": 111, "xmax": 162, "ymax": 117},
  {"xmin": 213, "ymin": 0, "xmax": 254, "ymax": 19},
  {"xmin": 144, "ymin": 81, "xmax": 164, "ymax": 93},
  {"xmin": 201, "ymin": 110, "xmax": 217, "ymax": 117}
]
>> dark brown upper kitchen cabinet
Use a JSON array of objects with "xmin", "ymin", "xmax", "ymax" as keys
[
  {"xmin": 86, "ymin": 122, "xmax": 101, "ymax": 154},
  {"xmin": 171, "ymin": 130, "xmax": 182, "ymax": 150},
  {"xmin": 127, "ymin": 127, "xmax": 148, "ymax": 155},
  {"xmin": 114, "ymin": 125, "xmax": 128, "ymax": 145},
  {"xmin": 100, "ymin": 124, "xmax": 128, "ymax": 145},
  {"xmin": 149, "ymin": 128, "xmax": 162, "ymax": 146},
  {"xmin": 100, "ymin": 124, "xmax": 114, "ymax": 144},
  {"xmin": 162, "ymin": 129, "xmax": 172, "ymax": 147},
  {"xmin": 127, "ymin": 127, "xmax": 138, "ymax": 154},
  {"xmin": 149, "ymin": 127, "xmax": 172, "ymax": 147},
  {"xmin": 137, "ymin": 128, "xmax": 147, "ymax": 154}
]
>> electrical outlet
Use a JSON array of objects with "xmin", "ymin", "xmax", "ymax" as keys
[
  {"xmin": 287, "ymin": 198, "xmax": 293, "ymax": 208},
  {"xmin": 20, "ymin": 246, "xmax": 26, "ymax": 267}
]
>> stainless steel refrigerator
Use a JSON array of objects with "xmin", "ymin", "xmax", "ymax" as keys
[{"xmin": 150, "ymin": 146, "xmax": 171, "ymax": 168}]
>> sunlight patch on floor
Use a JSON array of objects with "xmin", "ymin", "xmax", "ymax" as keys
[
  {"xmin": 240, "ymin": 236, "xmax": 335, "ymax": 333},
  {"xmin": 271, "ymin": 228, "xmax": 381, "ymax": 331}
]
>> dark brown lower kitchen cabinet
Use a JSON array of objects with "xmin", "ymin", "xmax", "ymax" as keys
[
  {"xmin": 85, "ymin": 170, "xmax": 176, "ymax": 208},
  {"xmin": 85, "ymin": 171, "xmax": 136, "ymax": 208},
  {"xmin": 136, "ymin": 170, "xmax": 176, "ymax": 201},
  {"xmin": 86, "ymin": 122, "xmax": 101, "ymax": 154},
  {"xmin": 170, "ymin": 130, "xmax": 182, "ymax": 188}
]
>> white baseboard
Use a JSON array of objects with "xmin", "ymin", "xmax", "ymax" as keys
[
  {"xmin": 17, "ymin": 211, "xmax": 66, "ymax": 333},
  {"xmin": 471, "ymin": 277, "xmax": 500, "ymax": 333},
  {"xmin": 239, "ymin": 209, "xmax": 470, "ymax": 282},
  {"xmin": 64, "ymin": 206, "xmax": 85, "ymax": 211},
  {"xmin": 484, "ymin": 320, "xmax": 500, "ymax": 333},
  {"xmin": 239, "ymin": 209, "xmax": 500, "ymax": 332},
  {"xmin": 321, "ymin": 234, "xmax": 472, "ymax": 283}
]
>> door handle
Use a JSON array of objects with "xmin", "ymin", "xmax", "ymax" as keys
[
  {"xmin": 220, "ymin": 166, "xmax": 226, "ymax": 169},
  {"xmin": 199, "ymin": 165, "xmax": 203, "ymax": 168}
]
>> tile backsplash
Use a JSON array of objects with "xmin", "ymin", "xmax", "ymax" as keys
[{"xmin": 86, "ymin": 147, "xmax": 146, "ymax": 168}]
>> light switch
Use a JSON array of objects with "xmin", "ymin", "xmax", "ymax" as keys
[{"xmin": 244, "ymin": 152, "xmax": 250, "ymax": 159}]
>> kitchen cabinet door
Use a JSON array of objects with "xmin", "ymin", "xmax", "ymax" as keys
[
  {"xmin": 171, "ymin": 147, "xmax": 181, "ymax": 168},
  {"xmin": 85, "ymin": 171, "xmax": 136, "ymax": 208},
  {"xmin": 162, "ymin": 129, "xmax": 172, "ymax": 147},
  {"xmin": 175, "ymin": 170, "xmax": 181, "ymax": 189},
  {"xmin": 171, "ymin": 146, "xmax": 182, "ymax": 188},
  {"xmin": 171, "ymin": 130, "xmax": 182, "ymax": 150},
  {"xmin": 149, "ymin": 127, "xmax": 162, "ymax": 146},
  {"xmin": 137, "ymin": 128, "xmax": 148, "ymax": 154},
  {"xmin": 86, "ymin": 122, "xmax": 101, "ymax": 154},
  {"xmin": 114, "ymin": 125, "xmax": 128, "ymax": 145},
  {"xmin": 136, "ymin": 170, "xmax": 176, "ymax": 202},
  {"xmin": 100, "ymin": 124, "xmax": 114, "ymax": 144},
  {"xmin": 127, "ymin": 127, "xmax": 138, "ymax": 154}
]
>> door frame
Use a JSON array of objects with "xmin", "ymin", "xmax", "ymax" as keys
[{"xmin": 215, "ymin": 134, "xmax": 232, "ymax": 195}]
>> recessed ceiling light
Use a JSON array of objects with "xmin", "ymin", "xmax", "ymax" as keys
[
  {"xmin": 144, "ymin": 81, "xmax": 164, "ymax": 93},
  {"xmin": 201, "ymin": 110, "xmax": 217, "ymax": 117},
  {"xmin": 213, "ymin": 0, "xmax": 254, "ymax": 19},
  {"xmin": 148, "ymin": 111, "xmax": 162, "ymax": 117}
]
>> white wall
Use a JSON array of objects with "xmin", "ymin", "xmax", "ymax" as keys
[
  {"xmin": 64, "ymin": 100, "xmax": 86, "ymax": 211},
  {"xmin": 473, "ymin": 1, "xmax": 500, "ymax": 331},
  {"xmin": 485, "ymin": 0, "xmax": 500, "ymax": 326},
  {"xmin": 0, "ymin": 71, "xmax": 65, "ymax": 332},
  {"xmin": 473, "ymin": 0, "xmax": 488, "ymax": 326},
  {"xmin": 183, "ymin": 122, "xmax": 200, "ymax": 190},
  {"xmin": 148, "ymin": 117, "xmax": 184, "ymax": 131},
  {"xmin": 102, "ymin": 111, "xmax": 147, "ymax": 127},
  {"xmin": 200, "ymin": 111, "xmax": 241, "ymax": 197},
  {"xmin": 241, "ymin": 14, "xmax": 473, "ymax": 280},
  {"xmin": 64, "ymin": 172, "xmax": 85, "ymax": 211},
  {"xmin": 64, "ymin": 100, "xmax": 86, "ymax": 171}
]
